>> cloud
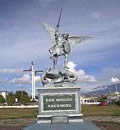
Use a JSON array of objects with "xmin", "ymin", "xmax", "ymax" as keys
[
  {"xmin": 35, "ymin": 75, "xmax": 41, "ymax": 82},
  {"xmin": 91, "ymin": 11, "xmax": 101, "ymax": 19},
  {"xmin": 7, "ymin": 74, "xmax": 41, "ymax": 85},
  {"xmin": 9, "ymin": 74, "xmax": 31, "ymax": 84},
  {"xmin": 65, "ymin": 62, "xmax": 119, "ymax": 92},
  {"xmin": 0, "ymin": 62, "xmax": 96, "ymax": 88},
  {"xmin": 110, "ymin": 77, "xmax": 120, "ymax": 83},
  {"xmin": 0, "ymin": 69, "xmax": 23, "ymax": 73},
  {"xmin": 67, "ymin": 61, "xmax": 96, "ymax": 82},
  {"xmin": 39, "ymin": 0, "xmax": 57, "ymax": 2},
  {"xmin": 39, "ymin": 0, "xmax": 57, "ymax": 7},
  {"xmin": 84, "ymin": 67, "xmax": 120, "ymax": 92},
  {"xmin": 97, "ymin": 67, "xmax": 120, "ymax": 81}
]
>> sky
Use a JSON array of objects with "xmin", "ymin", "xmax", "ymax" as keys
[{"xmin": 0, "ymin": 0, "xmax": 120, "ymax": 94}]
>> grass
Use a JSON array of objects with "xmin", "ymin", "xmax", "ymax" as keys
[
  {"xmin": 0, "ymin": 105, "xmax": 120, "ymax": 119},
  {"xmin": 0, "ymin": 108, "xmax": 38, "ymax": 119},
  {"xmin": 82, "ymin": 104, "xmax": 120, "ymax": 116}
]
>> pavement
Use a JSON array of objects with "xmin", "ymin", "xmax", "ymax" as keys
[
  {"xmin": 0, "ymin": 116, "xmax": 120, "ymax": 130},
  {"xmin": 23, "ymin": 121, "xmax": 100, "ymax": 130}
]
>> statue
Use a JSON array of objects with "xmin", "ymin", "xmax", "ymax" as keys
[
  {"xmin": 49, "ymin": 33, "xmax": 70, "ymax": 69},
  {"xmin": 41, "ymin": 9, "xmax": 92, "ymax": 87}
]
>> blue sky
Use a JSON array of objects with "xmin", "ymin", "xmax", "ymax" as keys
[{"xmin": 0, "ymin": 0, "xmax": 120, "ymax": 93}]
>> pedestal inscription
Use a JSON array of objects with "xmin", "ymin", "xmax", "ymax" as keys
[
  {"xmin": 43, "ymin": 94, "xmax": 75, "ymax": 111},
  {"xmin": 37, "ymin": 87, "xmax": 83, "ymax": 123}
]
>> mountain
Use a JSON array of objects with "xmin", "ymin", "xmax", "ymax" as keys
[{"xmin": 84, "ymin": 83, "xmax": 120, "ymax": 96}]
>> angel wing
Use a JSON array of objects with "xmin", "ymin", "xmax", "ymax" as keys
[
  {"xmin": 68, "ymin": 36, "xmax": 92, "ymax": 46},
  {"xmin": 42, "ymin": 23, "xmax": 56, "ymax": 45}
]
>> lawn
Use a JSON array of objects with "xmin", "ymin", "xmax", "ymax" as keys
[
  {"xmin": 0, "ymin": 105, "xmax": 120, "ymax": 119},
  {"xmin": 0, "ymin": 108, "xmax": 38, "ymax": 119},
  {"xmin": 82, "ymin": 104, "xmax": 120, "ymax": 116}
]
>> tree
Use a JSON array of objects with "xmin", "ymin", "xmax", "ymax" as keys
[
  {"xmin": 116, "ymin": 100, "xmax": 120, "ymax": 106},
  {"xmin": 0, "ymin": 95, "xmax": 5, "ymax": 103},
  {"xmin": 9, "ymin": 92, "xmax": 14, "ymax": 96},
  {"xmin": 98, "ymin": 95, "xmax": 107, "ymax": 102},
  {"xmin": 15, "ymin": 91, "xmax": 28, "ymax": 102},
  {"xmin": 19, "ymin": 95, "xmax": 31, "ymax": 105},
  {"xmin": 7, "ymin": 95, "xmax": 15, "ymax": 105}
]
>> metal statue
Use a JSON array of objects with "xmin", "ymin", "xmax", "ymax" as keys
[
  {"xmin": 42, "ymin": 9, "xmax": 91, "ymax": 69},
  {"xmin": 41, "ymin": 9, "xmax": 92, "ymax": 87}
]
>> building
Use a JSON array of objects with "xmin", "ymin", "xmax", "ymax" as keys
[
  {"xmin": 107, "ymin": 92, "xmax": 120, "ymax": 102},
  {"xmin": 80, "ymin": 96, "xmax": 100, "ymax": 105},
  {"xmin": 0, "ymin": 91, "xmax": 8, "ymax": 100}
]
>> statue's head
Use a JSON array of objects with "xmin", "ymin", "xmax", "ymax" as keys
[{"xmin": 62, "ymin": 33, "xmax": 69, "ymax": 40}]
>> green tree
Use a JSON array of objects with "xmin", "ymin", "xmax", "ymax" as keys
[
  {"xmin": 98, "ymin": 95, "xmax": 107, "ymax": 102},
  {"xmin": 15, "ymin": 91, "xmax": 28, "ymax": 102},
  {"xmin": 9, "ymin": 92, "xmax": 14, "ymax": 96},
  {"xmin": 7, "ymin": 95, "xmax": 15, "ymax": 105},
  {"xmin": 19, "ymin": 95, "xmax": 31, "ymax": 105},
  {"xmin": 15, "ymin": 91, "xmax": 29, "ymax": 103},
  {"xmin": 116, "ymin": 100, "xmax": 120, "ymax": 106},
  {"xmin": 0, "ymin": 95, "xmax": 5, "ymax": 103}
]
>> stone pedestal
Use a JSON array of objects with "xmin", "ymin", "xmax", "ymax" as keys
[
  {"xmin": 24, "ymin": 121, "xmax": 100, "ymax": 130},
  {"xmin": 37, "ymin": 86, "xmax": 83, "ymax": 123}
]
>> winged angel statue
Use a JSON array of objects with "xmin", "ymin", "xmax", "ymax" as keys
[
  {"xmin": 41, "ymin": 9, "xmax": 92, "ymax": 86},
  {"xmin": 42, "ymin": 10, "xmax": 91, "ymax": 69}
]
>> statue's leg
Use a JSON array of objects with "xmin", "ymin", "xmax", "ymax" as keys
[
  {"xmin": 49, "ymin": 48, "xmax": 53, "ymax": 59},
  {"xmin": 53, "ymin": 56, "xmax": 57, "ymax": 69},
  {"xmin": 64, "ymin": 54, "xmax": 68, "ymax": 68}
]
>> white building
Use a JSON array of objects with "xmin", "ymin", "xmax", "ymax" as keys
[
  {"xmin": 108, "ymin": 92, "xmax": 120, "ymax": 101},
  {"xmin": 80, "ymin": 96, "xmax": 100, "ymax": 105},
  {"xmin": 0, "ymin": 91, "xmax": 8, "ymax": 100}
]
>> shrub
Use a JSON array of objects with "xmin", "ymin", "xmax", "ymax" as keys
[{"xmin": 7, "ymin": 95, "xmax": 15, "ymax": 105}]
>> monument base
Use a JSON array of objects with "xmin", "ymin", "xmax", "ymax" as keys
[
  {"xmin": 23, "ymin": 121, "xmax": 100, "ymax": 130},
  {"xmin": 37, "ymin": 114, "xmax": 83, "ymax": 123},
  {"xmin": 37, "ymin": 86, "xmax": 83, "ymax": 123}
]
